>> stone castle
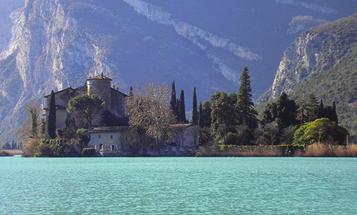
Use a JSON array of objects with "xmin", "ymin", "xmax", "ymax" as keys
[
  {"xmin": 43, "ymin": 74, "xmax": 198, "ymax": 156},
  {"xmin": 44, "ymin": 73, "xmax": 127, "ymax": 129}
]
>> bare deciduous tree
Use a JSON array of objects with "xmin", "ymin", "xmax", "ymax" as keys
[
  {"xmin": 17, "ymin": 100, "xmax": 42, "ymax": 155},
  {"xmin": 126, "ymin": 83, "xmax": 175, "ymax": 144}
]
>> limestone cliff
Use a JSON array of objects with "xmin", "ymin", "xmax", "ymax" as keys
[
  {"xmin": 269, "ymin": 14, "xmax": 357, "ymax": 99},
  {"xmin": 262, "ymin": 14, "xmax": 357, "ymax": 134},
  {"xmin": 0, "ymin": 0, "xmax": 112, "ymax": 142}
]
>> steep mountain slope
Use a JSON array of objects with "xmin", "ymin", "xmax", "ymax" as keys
[
  {"xmin": 262, "ymin": 14, "xmax": 357, "ymax": 134},
  {"xmin": 292, "ymin": 44, "xmax": 357, "ymax": 134},
  {"xmin": 0, "ymin": 0, "xmax": 356, "ymax": 143},
  {"xmin": 0, "ymin": 0, "xmax": 23, "ymax": 51}
]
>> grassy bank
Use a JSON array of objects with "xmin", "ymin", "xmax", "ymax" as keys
[
  {"xmin": 0, "ymin": 150, "xmax": 22, "ymax": 156},
  {"xmin": 197, "ymin": 143, "xmax": 357, "ymax": 157},
  {"xmin": 302, "ymin": 143, "xmax": 357, "ymax": 157}
]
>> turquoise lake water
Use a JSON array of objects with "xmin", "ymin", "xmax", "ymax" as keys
[{"xmin": 0, "ymin": 157, "xmax": 356, "ymax": 215}]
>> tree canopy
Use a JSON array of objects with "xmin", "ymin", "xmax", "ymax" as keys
[
  {"xmin": 236, "ymin": 67, "xmax": 258, "ymax": 129},
  {"xmin": 293, "ymin": 118, "xmax": 348, "ymax": 147},
  {"xmin": 67, "ymin": 94, "xmax": 104, "ymax": 128}
]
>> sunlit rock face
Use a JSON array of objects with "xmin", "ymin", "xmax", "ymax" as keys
[{"xmin": 269, "ymin": 14, "xmax": 357, "ymax": 99}]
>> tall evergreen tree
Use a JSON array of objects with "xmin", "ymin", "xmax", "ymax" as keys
[
  {"xmin": 236, "ymin": 67, "xmax": 258, "ymax": 129},
  {"xmin": 317, "ymin": 99, "xmax": 324, "ymax": 118},
  {"xmin": 297, "ymin": 101, "xmax": 308, "ymax": 123},
  {"xmin": 199, "ymin": 101, "xmax": 212, "ymax": 128},
  {"xmin": 128, "ymin": 86, "xmax": 134, "ymax": 97},
  {"xmin": 192, "ymin": 88, "xmax": 198, "ymax": 125},
  {"xmin": 275, "ymin": 92, "xmax": 298, "ymax": 129},
  {"xmin": 261, "ymin": 103, "xmax": 277, "ymax": 125},
  {"xmin": 178, "ymin": 90, "xmax": 186, "ymax": 123},
  {"xmin": 170, "ymin": 81, "xmax": 177, "ymax": 120},
  {"xmin": 306, "ymin": 93, "xmax": 319, "ymax": 121},
  {"xmin": 176, "ymin": 98, "xmax": 179, "ymax": 119},
  {"xmin": 317, "ymin": 100, "xmax": 338, "ymax": 124},
  {"xmin": 199, "ymin": 102, "xmax": 203, "ymax": 127},
  {"xmin": 47, "ymin": 90, "xmax": 57, "ymax": 138},
  {"xmin": 332, "ymin": 101, "xmax": 338, "ymax": 124}
]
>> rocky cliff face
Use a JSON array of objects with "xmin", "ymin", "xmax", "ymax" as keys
[
  {"xmin": 0, "ymin": 0, "xmax": 114, "ymax": 142},
  {"xmin": 269, "ymin": 14, "xmax": 357, "ymax": 99},
  {"xmin": 263, "ymin": 14, "xmax": 357, "ymax": 134}
]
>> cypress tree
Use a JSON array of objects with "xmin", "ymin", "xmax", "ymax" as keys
[
  {"xmin": 192, "ymin": 88, "xmax": 198, "ymax": 125},
  {"xmin": 47, "ymin": 90, "xmax": 56, "ymax": 138},
  {"xmin": 176, "ymin": 98, "xmax": 179, "ymax": 119},
  {"xmin": 317, "ymin": 99, "xmax": 324, "ymax": 118},
  {"xmin": 317, "ymin": 100, "xmax": 338, "ymax": 124},
  {"xmin": 178, "ymin": 90, "xmax": 186, "ymax": 123},
  {"xmin": 128, "ymin": 86, "xmax": 134, "ymax": 97},
  {"xmin": 199, "ymin": 102, "xmax": 203, "ymax": 127},
  {"xmin": 236, "ymin": 67, "xmax": 258, "ymax": 129},
  {"xmin": 306, "ymin": 93, "xmax": 319, "ymax": 121},
  {"xmin": 170, "ymin": 81, "xmax": 177, "ymax": 120},
  {"xmin": 332, "ymin": 101, "xmax": 338, "ymax": 124},
  {"xmin": 200, "ymin": 101, "xmax": 211, "ymax": 128}
]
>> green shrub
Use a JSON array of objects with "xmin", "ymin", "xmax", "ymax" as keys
[{"xmin": 293, "ymin": 118, "xmax": 349, "ymax": 147}]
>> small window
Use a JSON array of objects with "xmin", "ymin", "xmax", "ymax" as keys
[
  {"xmin": 110, "ymin": 135, "xmax": 113, "ymax": 139},
  {"xmin": 100, "ymin": 144, "xmax": 103, "ymax": 150},
  {"xmin": 98, "ymin": 135, "xmax": 101, "ymax": 139},
  {"xmin": 111, "ymin": 145, "xmax": 115, "ymax": 151}
]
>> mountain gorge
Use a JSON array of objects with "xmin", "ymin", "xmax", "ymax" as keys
[{"xmin": 0, "ymin": 0, "xmax": 356, "ymax": 143}]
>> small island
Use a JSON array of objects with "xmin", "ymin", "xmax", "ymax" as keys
[{"xmin": 15, "ymin": 68, "xmax": 356, "ymax": 157}]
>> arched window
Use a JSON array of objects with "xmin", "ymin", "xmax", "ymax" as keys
[
  {"xmin": 111, "ymin": 145, "xmax": 115, "ymax": 151},
  {"xmin": 100, "ymin": 144, "xmax": 103, "ymax": 151}
]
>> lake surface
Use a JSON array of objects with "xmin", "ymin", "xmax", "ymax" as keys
[{"xmin": 0, "ymin": 157, "xmax": 356, "ymax": 215}]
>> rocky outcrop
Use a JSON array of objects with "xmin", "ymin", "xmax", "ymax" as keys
[
  {"xmin": 269, "ymin": 14, "xmax": 357, "ymax": 99},
  {"xmin": 262, "ymin": 14, "xmax": 357, "ymax": 134}
]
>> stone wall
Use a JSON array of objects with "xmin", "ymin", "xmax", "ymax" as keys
[{"xmin": 88, "ymin": 125, "xmax": 199, "ymax": 156}]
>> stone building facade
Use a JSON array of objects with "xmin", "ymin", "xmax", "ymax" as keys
[
  {"xmin": 44, "ymin": 74, "xmax": 199, "ymax": 156},
  {"xmin": 88, "ymin": 125, "xmax": 199, "ymax": 156},
  {"xmin": 44, "ymin": 73, "xmax": 127, "ymax": 130}
]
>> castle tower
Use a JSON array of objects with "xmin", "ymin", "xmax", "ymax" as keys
[{"xmin": 86, "ymin": 73, "xmax": 112, "ymax": 109}]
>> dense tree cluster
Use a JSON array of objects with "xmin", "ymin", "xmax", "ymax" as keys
[
  {"xmin": 19, "ymin": 65, "xmax": 348, "ymax": 157},
  {"xmin": 197, "ymin": 67, "xmax": 258, "ymax": 145},
  {"xmin": 170, "ymin": 81, "xmax": 199, "ymax": 124},
  {"xmin": 195, "ymin": 67, "xmax": 346, "ymax": 148}
]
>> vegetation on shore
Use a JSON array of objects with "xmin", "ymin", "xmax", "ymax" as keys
[
  {"xmin": 195, "ymin": 67, "xmax": 352, "ymax": 156},
  {"xmin": 16, "ymin": 65, "xmax": 353, "ymax": 157}
]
